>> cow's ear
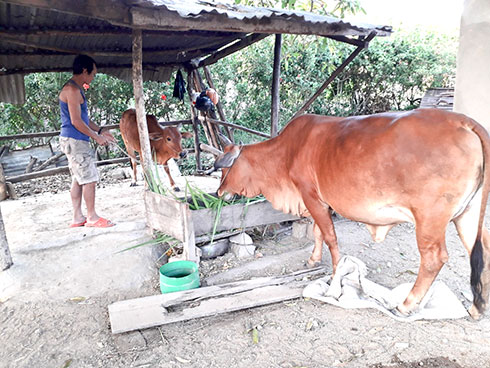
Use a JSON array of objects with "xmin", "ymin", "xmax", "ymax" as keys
[
  {"xmin": 182, "ymin": 131, "xmax": 193, "ymax": 139},
  {"xmin": 214, "ymin": 146, "xmax": 240, "ymax": 169},
  {"xmin": 148, "ymin": 132, "xmax": 163, "ymax": 141},
  {"xmin": 218, "ymin": 133, "xmax": 233, "ymax": 148}
]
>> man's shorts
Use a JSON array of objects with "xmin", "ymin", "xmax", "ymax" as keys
[{"xmin": 59, "ymin": 137, "xmax": 99, "ymax": 185}]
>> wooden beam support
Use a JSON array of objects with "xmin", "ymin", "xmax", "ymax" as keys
[
  {"xmin": 0, "ymin": 28, "xmax": 239, "ymax": 38},
  {"xmin": 207, "ymin": 118, "xmax": 270, "ymax": 139},
  {"xmin": 292, "ymin": 32, "xmax": 376, "ymax": 119},
  {"xmin": 326, "ymin": 35, "xmax": 369, "ymax": 48},
  {"xmin": 0, "ymin": 124, "xmax": 122, "ymax": 141},
  {"xmin": 194, "ymin": 33, "xmax": 269, "ymax": 68},
  {"xmin": 271, "ymin": 34, "xmax": 282, "ymax": 138},
  {"xmin": 0, "ymin": 62, "xmax": 183, "ymax": 76},
  {"xmin": 6, "ymin": 158, "xmax": 129, "ymax": 183},
  {"xmin": 132, "ymin": 28, "xmax": 153, "ymax": 184},
  {"xmin": 0, "ymin": 35, "xmax": 223, "ymax": 58}
]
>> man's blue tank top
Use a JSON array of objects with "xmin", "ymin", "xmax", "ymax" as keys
[{"xmin": 59, "ymin": 80, "xmax": 90, "ymax": 141}]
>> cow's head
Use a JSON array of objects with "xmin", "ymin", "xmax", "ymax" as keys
[
  {"xmin": 213, "ymin": 134, "xmax": 247, "ymax": 200},
  {"xmin": 148, "ymin": 125, "xmax": 193, "ymax": 164}
]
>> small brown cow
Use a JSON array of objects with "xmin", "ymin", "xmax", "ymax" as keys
[
  {"xmin": 213, "ymin": 108, "xmax": 490, "ymax": 319},
  {"xmin": 119, "ymin": 109, "xmax": 193, "ymax": 190}
]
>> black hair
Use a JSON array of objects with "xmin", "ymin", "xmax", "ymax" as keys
[{"xmin": 72, "ymin": 54, "xmax": 97, "ymax": 75}]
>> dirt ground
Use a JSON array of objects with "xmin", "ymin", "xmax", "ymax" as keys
[{"xmin": 1, "ymin": 165, "xmax": 490, "ymax": 368}]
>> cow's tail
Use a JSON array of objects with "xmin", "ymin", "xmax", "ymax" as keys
[{"xmin": 466, "ymin": 117, "xmax": 490, "ymax": 314}]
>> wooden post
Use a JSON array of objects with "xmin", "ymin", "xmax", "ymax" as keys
[
  {"xmin": 0, "ymin": 163, "xmax": 7, "ymax": 201},
  {"xmin": 0, "ymin": 205, "xmax": 13, "ymax": 271},
  {"xmin": 192, "ymin": 116, "xmax": 202, "ymax": 171},
  {"xmin": 132, "ymin": 28, "xmax": 153, "ymax": 183},
  {"xmin": 186, "ymin": 70, "xmax": 205, "ymax": 171},
  {"xmin": 271, "ymin": 34, "xmax": 282, "ymax": 137},
  {"xmin": 292, "ymin": 32, "xmax": 376, "ymax": 119}
]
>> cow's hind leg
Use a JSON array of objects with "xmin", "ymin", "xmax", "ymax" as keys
[
  {"xmin": 454, "ymin": 204, "xmax": 490, "ymax": 319},
  {"xmin": 398, "ymin": 216, "xmax": 449, "ymax": 315}
]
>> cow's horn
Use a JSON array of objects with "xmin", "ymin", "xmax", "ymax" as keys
[{"xmin": 218, "ymin": 133, "xmax": 233, "ymax": 148}]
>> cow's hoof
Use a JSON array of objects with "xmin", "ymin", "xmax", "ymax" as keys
[
  {"xmin": 306, "ymin": 259, "xmax": 321, "ymax": 269},
  {"xmin": 394, "ymin": 303, "xmax": 416, "ymax": 318},
  {"xmin": 173, "ymin": 186, "xmax": 181, "ymax": 192},
  {"xmin": 468, "ymin": 304, "xmax": 482, "ymax": 320},
  {"xmin": 130, "ymin": 182, "xmax": 137, "ymax": 187}
]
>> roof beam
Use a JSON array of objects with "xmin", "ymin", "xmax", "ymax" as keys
[
  {"xmin": 194, "ymin": 33, "xmax": 269, "ymax": 68},
  {"xmin": 0, "ymin": 62, "xmax": 183, "ymax": 76},
  {"xmin": 2, "ymin": 0, "xmax": 131, "ymax": 26},
  {"xmin": 0, "ymin": 27, "xmax": 240, "ymax": 38},
  {"xmin": 0, "ymin": 35, "xmax": 233, "ymax": 58}
]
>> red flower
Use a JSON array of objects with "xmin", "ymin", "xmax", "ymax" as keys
[
  {"xmin": 161, "ymin": 94, "xmax": 167, "ymax": 100},
  {"xmin": 83, "ymin": 83, "xmax": 90, "ymax": 90}
]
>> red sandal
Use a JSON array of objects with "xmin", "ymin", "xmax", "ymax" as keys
[{"xmin": 85, "ymin": 218, "xmax": 114, "ymax": 228}]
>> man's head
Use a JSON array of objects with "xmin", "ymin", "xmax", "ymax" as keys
[
  {"xmin": 72, "ymin": 54, "xmax": 97, "ymax": 84},
  {"xmin": 73, "ymin": 54, "xmax": 96, "ymax": 75}
]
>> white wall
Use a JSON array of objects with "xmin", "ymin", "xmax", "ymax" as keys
[{"xmin": 454, "ymin": 0, "xmax": 490, "ymax": 130}]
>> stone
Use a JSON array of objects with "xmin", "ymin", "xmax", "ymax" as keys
[
  {"xmin": 230, "ymin": 243, "xmax": 256, "ymax": 259},
  {"xmin": 229, "ymin": 232, "xmax": 253, "ymax": 245}
]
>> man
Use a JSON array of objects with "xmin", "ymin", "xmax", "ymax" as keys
[{"xmin": 59, "ymin": 54, "xmax": 116, "ymax": 228}]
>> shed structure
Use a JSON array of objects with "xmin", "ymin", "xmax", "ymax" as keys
[
  {"xmin": 454, "ymin": 0, "xmax": 490, "ymax": 131},
  {"xmin": 0, "ymin": 0, "xmax": 391, "ymax": 268}
]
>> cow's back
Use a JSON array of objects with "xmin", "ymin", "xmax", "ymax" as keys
[
  {"xmin": 296, "ymin": 109, "xmax": 486, "ymax": 225},
  {"xmin": 120, "ymin": 109, "xmax": 161, "ymax": 153}
]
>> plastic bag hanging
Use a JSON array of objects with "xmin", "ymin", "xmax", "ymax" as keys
[{"xmin": 173, "ymin": 69, "xmax": 186, "ymax": 101}]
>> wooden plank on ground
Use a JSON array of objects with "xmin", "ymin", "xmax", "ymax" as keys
[{"xmin": 108, "ymin": 267, "xmax": 326, "ymax": 334}]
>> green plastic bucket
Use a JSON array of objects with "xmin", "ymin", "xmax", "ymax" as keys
[{"xmin": 159, "ymin": 260, "xmax": 200, "ymax": 294}]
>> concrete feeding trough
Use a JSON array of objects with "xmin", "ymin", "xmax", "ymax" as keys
[{"xmin": 144, "ymin": 191, "xmax": 299, "ymax": 263}]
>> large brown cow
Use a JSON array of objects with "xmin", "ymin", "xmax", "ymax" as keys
[
  {"xmin": 213, "ymin": 108, "xmax": 490, "ymax": 319},
  {"xmin": 120, "ymin": 109, "xmax": 193, "ymax": 190}
]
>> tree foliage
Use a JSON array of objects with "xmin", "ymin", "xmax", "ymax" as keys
[
  {"xmin": 208, "ymin": 28, "xmax": 456, "ymax": 138},
  {"xmin": 0, "ymin": 29, "xmax": 457, "ymax": 148}
]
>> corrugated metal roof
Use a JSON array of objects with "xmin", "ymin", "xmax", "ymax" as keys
[
  {"xmin": 0, "ymin": 0, "xmax": 392, "ymax": 104},
  {"xmin": 134, "ymin": 0, "xmax": 391, "ymax": 35}
]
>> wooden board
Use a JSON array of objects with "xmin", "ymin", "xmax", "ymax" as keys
[
  {"xmin": 144, "ymin": 191, "xmax": 187, "ymax": 241},
  {"xmin": 192, "ymin": 199, "xmax": 299, "ymax": 236},
  {"xmin": 108, "ymin": 267, "xmax": 326, "ymax": 334}
]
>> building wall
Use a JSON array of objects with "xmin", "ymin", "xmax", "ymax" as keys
[{"xmin": 454, "ymin": 0, "xmax": 490, "ymax": 130}]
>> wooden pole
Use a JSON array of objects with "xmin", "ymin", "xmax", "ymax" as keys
[
  {"xmin": 292, "ymin": 32, "xmax": 376, "ymax": 120},
  {"xmin": 6, "ymin": 158, "xmax": 129, "ymax": 183},
  {"xmin": 271, "ymin": 34, "xmax": 282, "ymax": 137},
  {"xmin": 203, "ymin": 66, "xmax": 233, "ymax": 142},
  {"xmin": 0, "ymin": 205, "xmax": 13, "ymax": 271},
  {"xmin": 186, "ymin": 70, "xmax": 204, "ymax": 171},
  {"xmin": 0, "ymin": 164, "xmax": 7, "ymax": 201},
  {"xmin": 207, "ymin": 118, "xmax": 270, "ymax": 139},
  {"xmin": 132, "ymin": 28, "xmax": 153, "ymax": 183}
]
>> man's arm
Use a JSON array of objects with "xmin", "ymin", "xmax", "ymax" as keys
[
  {"xmin": 88, "ymin": 120, "xmax": 116, "ymax": 143},
  {"xmin": 65, "ymin": 88, "xmax": 112, "ymax": 145}
]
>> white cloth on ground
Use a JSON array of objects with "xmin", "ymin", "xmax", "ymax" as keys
[{"xmin": 302, "ymin": 255, "xmax": 469, "ymax": 322}]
